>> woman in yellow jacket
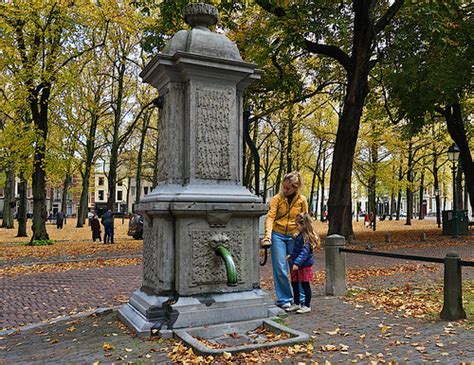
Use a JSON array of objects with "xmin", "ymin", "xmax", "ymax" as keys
[{"xmin": 261, "ymin": 171, "xmax": 308, "ymax": 309}]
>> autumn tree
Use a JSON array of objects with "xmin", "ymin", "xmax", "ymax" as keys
[
  {"xmin": 0, "ymin": 1, "xmax": 109, "ymax": 242},
  {"xmin": 384, "ymin": 1, "xmax": 473, "ymax": 213}
]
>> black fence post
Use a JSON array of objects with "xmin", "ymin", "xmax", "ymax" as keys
[{"xmin": 440, "ymin": 252, "xmax": 467, "ymax": 321}]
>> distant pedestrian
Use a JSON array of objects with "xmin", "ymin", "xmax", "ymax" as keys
[
  {"xmin": 91, "ymin": 215, "xmax": 101, "ymax": 242},
  {"xmin": 56, "ymin": 211, "xmax": 64, "ymax": 229},
  {"xmin": 285, "ymin": 213, "xmax": 319, "ymax": 314},
  {"xmin": 364, "ymin": 212, "xmax": 370, "ymax": 228},
  {"xmin": 369, "ymin": 211, "xmax": 375, "ymax": 228},
  {"xmin": 87, "ymin": 210, "xmax": 94, "ymax": 227},
  {"xmin": 101, "ymin": 209, "xmax": 115, "ymax": 244}
]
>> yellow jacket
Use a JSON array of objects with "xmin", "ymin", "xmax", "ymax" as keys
[{"xmin": 264, "ymin": 193, "xmax": 308, "ymax": 240}]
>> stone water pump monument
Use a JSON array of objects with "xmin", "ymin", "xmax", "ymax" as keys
[{"xmin": 119, "ymin": 3, "xmax": 308, "ymax": 350}]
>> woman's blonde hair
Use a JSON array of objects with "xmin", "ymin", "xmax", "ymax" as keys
[
  {"xmin": 282, "ymin": 171, "xmax": 304, "ymax": 194},
  {"xmin": 296, "ymin": 213, "xmax": 320, "ymax": 249}
]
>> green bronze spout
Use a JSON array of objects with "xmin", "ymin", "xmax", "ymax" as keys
[{"xmin": 214, "ymin": 245, "xmax": 238, "ymax": 286}]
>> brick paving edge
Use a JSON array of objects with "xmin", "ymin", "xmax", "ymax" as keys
[{"xmin": 0, "ymin": 306, "xmax": 119, "ymax": 336}]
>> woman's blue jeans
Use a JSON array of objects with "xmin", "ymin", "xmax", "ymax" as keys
[{"xmin": 271, "ymin": 231, "xmax": 304, "ymax": 306}]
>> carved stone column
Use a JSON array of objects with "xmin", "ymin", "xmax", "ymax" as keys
[{"xmin": 118, "ymin": 3, "xmax": 269, "ymax": 336}]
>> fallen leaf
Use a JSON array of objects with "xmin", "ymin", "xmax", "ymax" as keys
[
  {"xmin": 326, "ymin": 328, "xmax": 340, "ymax": 335},
  {"xmin": 321, "ymin": 344, "xmax": 337, "ymax": 352},
  {"xmin": 340, "ymin": 344, "xmax": 349, "ymax": 351},
  {"xmin": 103, "ymin": 343, "xmax": 114, "ymax": 351},
  {"xmin": 223, "ymin": 351, "xmax": 232, "ymax": 360}
]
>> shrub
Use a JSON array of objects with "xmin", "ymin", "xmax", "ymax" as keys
[{"xmin": 29, "ymin": 239, "xmax": 54, "ymax": 246}]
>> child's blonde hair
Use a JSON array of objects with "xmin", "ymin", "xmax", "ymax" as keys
[
  {"xmin": 296, "ymin": 213, "xmax": 320, "ymax": 249},
  {"xmin": 282, "ymin": 171, "xmax": 304, "ymax": 194}
]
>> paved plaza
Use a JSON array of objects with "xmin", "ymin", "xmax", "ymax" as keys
[{"xmin": 1, "ymin": 243, "xmax": 473, "ymax": 364}]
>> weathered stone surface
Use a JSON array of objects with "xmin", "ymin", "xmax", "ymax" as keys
[{"xmin": 120, "ymin": 3, "xmax": 269, "ymax": 335}]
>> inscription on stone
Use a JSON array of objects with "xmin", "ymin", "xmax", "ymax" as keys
[
  {"xmin": 195, "ymin": 87, "xmax": 232, "ymax": 180},
  {"xmin": 142, "ymin": 224, "xmax": 157, "ymax": 290}
]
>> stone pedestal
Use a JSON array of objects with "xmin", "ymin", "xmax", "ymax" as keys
[{"xmin": 118, "ymin": 3, "xmax": 270, "ymax": 336}]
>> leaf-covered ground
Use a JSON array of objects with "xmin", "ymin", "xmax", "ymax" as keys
[{"xmin": 2, "ymin": 218, "xmax": 473, "ymax": 363}]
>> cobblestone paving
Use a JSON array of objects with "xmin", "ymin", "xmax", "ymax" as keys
[
  {"xmin": 1, "ymin": 266, "xmax": 142, "ymax": 329},
  {"xmin": 1, "ymin": 243, "xmax": 473, "ymax": 364}
]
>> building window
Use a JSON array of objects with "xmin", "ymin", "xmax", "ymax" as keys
[
  {"xmin": 98, "ymin": 190, "xmax": 104, "ymax": 201},
  {"xmin": 131, "ymin": 186, "xmax": 135, "ymax": 197},
  {"xmin": 98, "ymin": 177, "xmax": 104, "ymax": 186},
  {"xmin": 117, "ymin": 190, "xmax": 123, "ymax": 201},
  {"xmin": 144, "ymin": 186, "xmax": 149, "ymax": 195}
]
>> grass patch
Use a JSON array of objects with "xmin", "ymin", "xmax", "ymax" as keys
[
  {"xmin": 271, "ymin": 315, "xmax": 288, "ymax": 326},
  {"xmin": 28, "ymin": 239, "xmax": 54, "ymax": 246},
  {"xmin": 462, "ymin": 280, "xmax": 474, "ymax": 329}
]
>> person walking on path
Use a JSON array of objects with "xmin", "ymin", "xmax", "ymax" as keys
[
  {"xmin": 101, "ymin": 209, "xmax": 115, "ymax": 244},
  {"xmin": 261, "ymin": 171, "xmax": 308, "ymax": 309},
  {"xmin": 285, "ymin": 213, "xmax": 319, "ymax": 314},
  {"xmin": 56, "ymin": 211, "xmax": 64, "ymax": 229},
  {"xmin": 91, "ymin": 215, "xmax": 102, "ymax": 242}
]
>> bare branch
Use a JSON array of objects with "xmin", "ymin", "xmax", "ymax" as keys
[{"xmin": 374, "ymin": 0, "xmax": 405, "ymax": 34}]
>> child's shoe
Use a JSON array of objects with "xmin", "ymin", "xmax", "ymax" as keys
[
  {"xmin": 285, "ymin": 304, "xmax": 301, "ymax": 312},
  {"xmin": 296, "ymin": 306, "xmax": 311, "ymax": 314}
]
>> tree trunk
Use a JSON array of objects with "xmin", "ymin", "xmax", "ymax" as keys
[
  {"xmin": 433, "ymin": 158, "xmax": 441, "ymax": 227},
  {"xmin": 418, "ymin": 170, "xmax": 424, "ymax": 220},
  {"xmin": 309, "ymin": 167, "xmax": 317, "ymax": 215},
  {"xmin": 405, "ymin": 143, "xmax": 414, "ymax": 225},
  {"xmin": 17, "ymin": 175, "xmax": 28, "ymax": 237},
  {"xmin": 76, "ymin": 101, "xmax": 99, "ymax": 227},
  {"xmin": 275, "ymin": 122, "xmax": 287, "ymax": 191},
  {"xmin": 2, "ymin": 169, "xmax": 15, "ymax": 229},
  {"xmin": 286, "ymin": 109, "xmax": 294, "ymax": 173},
  {"xmin": 456, "ymin": 164, "xmax": 463, "ymax": 210},
  {"xmin": 61, "ymin": 174, "xmax": 71, "ymax": 216},
  {"xmin": 327, "ymin": 87, "xmax": 367, "ymax": 236},
  {"xmin": 262, "ymin": 145, "xmax": 270, "ymax": 203},
  {"xmin": 396, "ymin": 188, "xmax": 402, "ymax": 221},
  {"xmin": 135, "ymin": 111, "xmax": 150, "ymax": 204},
  {"xmin": 77, "ymin": 168, "xmax": 90, "ymax": 228},
  {"xmin": 368, "ymin": 140, "xmax": 378, "ymax": 230},
  {"xmin": 309, "ymin": 141, "xmax": 323, "ymax": 215},
  {"xmin": 126, "ymin": 176, "xmax": 131, "ymax": 212},
  {"xmin": 444, "ymin": 102, "xmax": 474, "ymax": 213},
  {"xmin": 327, "ymin": 1, "xmax": 374, "ymax": 238},
  {"xmin": 30, "ymin": 85, "xmax": 50, "ymax": 242},
  {"xmin": 107, "ymin": 60, "xmax": 126, "ymax": 212}
]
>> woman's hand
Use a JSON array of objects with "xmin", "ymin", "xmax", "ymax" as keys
[
  {"xmin": 286, "ymin": 255, "xmax": 290, "ymax": 262},
  {"xmin": 260, "ymin": 238, "xmax": 271, "ymax": 248},
  {"xmin": 292, "ymin": 264, "xmax": 299, "ymax": 271}
]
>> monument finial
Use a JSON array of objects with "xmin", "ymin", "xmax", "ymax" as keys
[{"xmin": 184, "ymin": 3, "xmax": 218, "ymax": 29}]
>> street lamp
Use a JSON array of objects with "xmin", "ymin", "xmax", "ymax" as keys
[{"xmin": 447, "ymin": 144, "xmax": 460, "ymax": 211}]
